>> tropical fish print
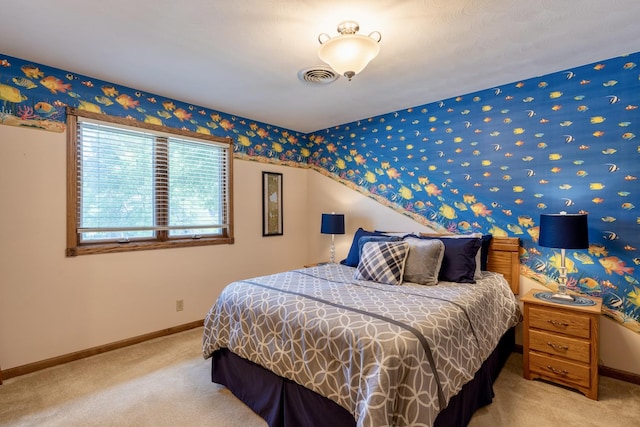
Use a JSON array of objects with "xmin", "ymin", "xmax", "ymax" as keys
[
  {"xmin": 115, "ymin": 94, "xmax": 139, "ymax": 110},
  {"xmin": 40, "ymin": 76, "xmax": 71, "ymax": 94},
  {"xmin": 12, "ymin": 77, "xmax": 37, "ymax": 89},
  {"xmin": 307, "ymin": 52, "xmax": 640, "ymax": 332},
  {"xmin": 0, "ymin": 50, "xmax": 639, "ymax": 332}
]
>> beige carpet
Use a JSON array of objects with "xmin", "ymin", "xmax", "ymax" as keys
[{"xmin": 1, "ymin": 327, "xmax": 638, "ymax": 426}]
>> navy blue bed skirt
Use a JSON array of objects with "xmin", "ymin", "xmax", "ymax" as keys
[{"xmin": 211, "ymin": 327, "xmax": 515, "ymax": 427}]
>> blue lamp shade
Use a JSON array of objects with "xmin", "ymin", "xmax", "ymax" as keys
[
  {"xmin": 539, "ymin": 213, "xmax": 589, "ymax": 249},
  {"xmin": 321, "ymin": 213, "xmax": 345, "ymax": 235}
]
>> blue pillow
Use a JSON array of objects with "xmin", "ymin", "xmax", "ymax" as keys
[
  {"xmin": 357, "ymin": 235, "xmax": 401, "ymax": 261},
  {"xmin": 340, "ymin": 228, "xmax": 386, "ymax": 267},
  {"xmin": 419, "ymin": 236, "xmax": 482, "ymax": 283}
]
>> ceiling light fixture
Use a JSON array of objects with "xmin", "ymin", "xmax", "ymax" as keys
[{"xmin": 318, "ymin": 21, "xmax": 381, "ymax": 81}]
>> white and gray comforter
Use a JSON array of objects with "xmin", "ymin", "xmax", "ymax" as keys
[{"xmin": 203, "ymin": 264, "xmax": 521, "ymax": 427}]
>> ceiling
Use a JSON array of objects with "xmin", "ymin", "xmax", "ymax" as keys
[{"xmin": 1, "ymin": 0, "xmax": 639, "ymax": 134}]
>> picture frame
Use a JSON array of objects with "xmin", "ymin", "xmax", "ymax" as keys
[{"xmin": 262, "ymin": 172, "xmax": 283, "ymax": 236}]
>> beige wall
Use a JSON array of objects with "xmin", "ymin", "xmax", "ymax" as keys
[
  {"xmin": 1, "ymin": 124, "xmax": 639, "ymax": 377},
  {"xmin": 306, "ymin": 171, "xmax": 437, "ymax": 264},
  {"xmin": 0, "ymin": 124, "xmax": 308, "ymax": 369}
]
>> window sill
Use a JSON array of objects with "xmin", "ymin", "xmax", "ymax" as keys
[{"xmin": 66, "ymin": 237, "xmax": 234, "ymax": 256}]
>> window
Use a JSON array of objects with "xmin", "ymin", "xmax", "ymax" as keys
[{"xmin": 66, "ymin": 108, "xmax": 234, "ymax": 256}]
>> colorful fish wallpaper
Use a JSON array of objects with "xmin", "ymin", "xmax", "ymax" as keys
[
  {"xmin": 0, "ymin": 51, "xmax": 639, "ymax": 332},
  {"xmin": 307, "ymin": 52, "xmax": 640, "ymax": 333},
  {"xmin": 0, "ymin": 54, "xmax": 311, "ymax": 165}
]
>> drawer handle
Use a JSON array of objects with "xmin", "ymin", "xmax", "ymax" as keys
[
  {"xmin": 547, "ymin": 319, "xmax": 569, "ymax": 327},
  {"xmin": 547, "ymin": 342, "xmax": 569, "ymax": 351},
  {"xmin": 546, "ymin": 365, "xmax": 569, "ymax": 375}
]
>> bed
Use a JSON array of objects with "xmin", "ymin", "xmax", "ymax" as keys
[{"xmin": 203, "ymin": 233, "xmax": 521, "ymax": 427}]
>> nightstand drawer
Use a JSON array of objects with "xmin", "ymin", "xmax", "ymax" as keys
[
  {"xmin": 529, "ymin": 329, "xmax": 591, "ymax": 363},
  {"xmin": 528, "ymin": 305, "xmax": 591, "ymax": 338},
  {"xmin": 522, "ymin": 290, "xmax": 602, "ymax": 400},
  {"xmin": 529, "ymin": 352, "xmax": 590, "ymax": 389}
]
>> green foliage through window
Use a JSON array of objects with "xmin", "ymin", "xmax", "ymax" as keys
[{"xmin": 67, "ymin": 108, "xmax": 233, "ymax": 255}]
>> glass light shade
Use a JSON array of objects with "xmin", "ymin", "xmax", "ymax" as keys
[{"xmin": 318, "ymin": 34, "xmax": 380, "ymax": 79}]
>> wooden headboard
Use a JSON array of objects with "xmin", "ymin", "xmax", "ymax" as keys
[
  {"xmin": 416, "ymin": 234, "xmax": 521, "ymax": 295},
  {"xmin": 485, "ymin": 236, "xmax": 520, "ymax": 295}
]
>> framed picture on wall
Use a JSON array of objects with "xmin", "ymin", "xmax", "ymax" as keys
[{"xmin": 262, "ymin": 172, "xmax": 283, "ymax": 236}]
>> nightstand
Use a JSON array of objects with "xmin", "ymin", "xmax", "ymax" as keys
[{"xmin": 522, "ymin": 289, "xmax": 602, "ymax": 400}]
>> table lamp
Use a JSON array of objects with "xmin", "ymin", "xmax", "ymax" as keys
[
  {"xmin": 321, "ymin": 212, "xmax": 345, "ymax": 264},
  {"xmin": 538, "ymin": 212, "xmax": 589, "ymax": 301}
]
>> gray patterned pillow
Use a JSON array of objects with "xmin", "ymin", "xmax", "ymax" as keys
[
  {"xmin": 354, "ymin": 241, "xmax": 410, "ymax": 285},
  {"xmin": 402, "ymin": 237, "xmax": 445, "ymax": 286}
]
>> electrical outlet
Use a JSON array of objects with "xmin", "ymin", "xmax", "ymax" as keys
[{"xmin": 176, "ymin": 299, "xmax": 184, "ymax": 312}]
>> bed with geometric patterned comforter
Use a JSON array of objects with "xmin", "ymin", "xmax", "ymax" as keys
[{"xmin": 203, "ymin": 263, "xmax": 521, "ymax": 427}]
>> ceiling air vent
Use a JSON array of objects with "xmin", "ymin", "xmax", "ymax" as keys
[{"xmin": 298, "ymin": 66, "xmax": 339, "ymax": 85}]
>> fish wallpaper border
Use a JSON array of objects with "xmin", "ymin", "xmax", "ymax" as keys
[
  {"xmin": 1, "ymin": 51, "xmax": 639, "ymax": 333},
  {"xmin": 0, "ymin": 54, "xmax": 314, "ymax": 167}
]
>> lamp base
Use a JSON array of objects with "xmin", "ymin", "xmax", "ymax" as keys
[
  {"xmin": 550, "ymin": 292, "xmax": 575, "ymax": 302},
  {"xmin": 533, "ymin": 291, "xmax": 596, "ymax": 307},
  {"xmin": 329, "ymin": 237, "xmax": 336, "ymax": 264}
]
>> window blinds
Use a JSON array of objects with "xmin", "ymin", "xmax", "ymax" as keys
[{"xmin": 75, "ymin": 120, "xmax": 229, "ymax": 242}]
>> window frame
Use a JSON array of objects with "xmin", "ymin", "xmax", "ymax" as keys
[{"xmin": 66, "ymin": 107, "xmax": 234, "ymax": 256}]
